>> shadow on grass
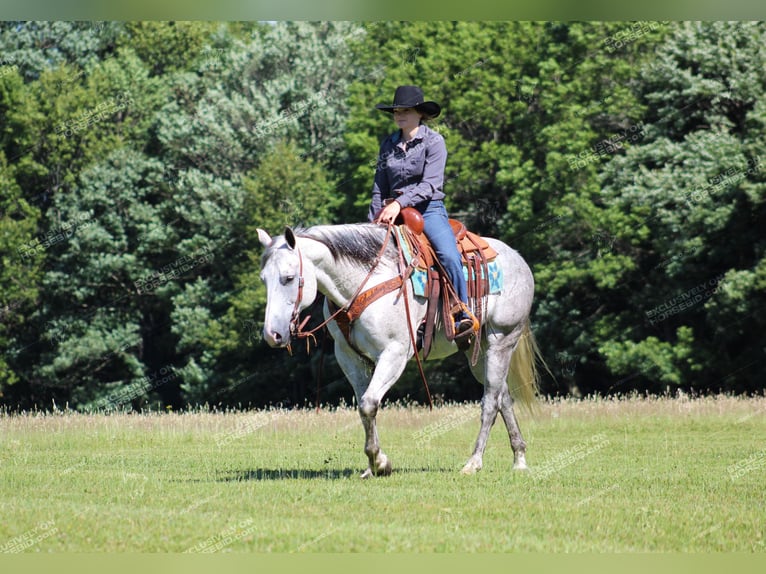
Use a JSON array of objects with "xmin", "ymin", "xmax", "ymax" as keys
[
  {"xmin": 221, "ymin": 468, "xmax": 357, "ymax": 481},
  {"xmin": 218, "ymin": 466, "xmax": 453, "ymax": 481}
]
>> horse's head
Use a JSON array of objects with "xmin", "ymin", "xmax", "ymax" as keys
[{"xmin": 257, "ymin": 227, "xmax": 317, "ymax": 348}]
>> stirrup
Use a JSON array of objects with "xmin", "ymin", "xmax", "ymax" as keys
[
  {"xmin": 451, "ymin": 304, "xmax": 479, "ymax": 334},
  {"xmin": 454, "ymin": 316, "xmax": 474, "ymax": 336},
  {"xmin": 453, "ymin": 320, "xmax": 474, "ymax": 351},
  {"xmin": 451, "ymin": 305, "xmax": 478, "ymax": 351}
]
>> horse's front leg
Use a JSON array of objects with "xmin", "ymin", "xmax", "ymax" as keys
[
  {"xmin": 357, "ymin": 342, "xmax": 410, "ymax": 478},
  {"xmin": 330, "ymin": 326, "xmax": 409, "ymax": 479},
  {"xmin": 359, "ymin": 411, "xmax": 388, "ymax": 479}
]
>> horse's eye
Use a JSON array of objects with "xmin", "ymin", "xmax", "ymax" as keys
[{"xmin": 282, "ymin": 275, "xmax": 295, "ymax": 285}]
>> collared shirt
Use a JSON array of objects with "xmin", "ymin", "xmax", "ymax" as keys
[{"xmin": 367, "ymin": 123, "xmax": 447, "ymax": 221}]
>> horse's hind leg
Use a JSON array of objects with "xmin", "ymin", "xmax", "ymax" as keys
[
  {"xmin": 461, "ymin": 340, "xmax": 512, "ymax": 475},
  {"xmin": 498, "ymin": 384, "xmax": 528, "ymax": 470},
  {"xmin": 462, "ymin": 332, "xmax": 529, "ymax": 474},
  {"xmin": 461, "ymin": 382, "xmax": 501, "ymax": 475}
]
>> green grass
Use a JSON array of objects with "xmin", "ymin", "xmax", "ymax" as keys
[{"xmin": 1, "ymin": 396, "xmax": 764, "ymax": 552}]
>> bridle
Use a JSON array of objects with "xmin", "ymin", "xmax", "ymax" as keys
[{"xmin": 287, "ymin": 247, "xmax": 308, "ymax": 340}]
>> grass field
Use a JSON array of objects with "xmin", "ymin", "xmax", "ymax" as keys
[{"xmin": 1, "ymin": 395, "xmax": 764, "ymax": 552}]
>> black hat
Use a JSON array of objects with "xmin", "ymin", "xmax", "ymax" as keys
[{"xmin": 375, "ymin": 85, "xmax": 441, "ymax": 118}]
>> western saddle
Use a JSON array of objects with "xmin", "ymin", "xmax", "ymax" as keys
[
  {"xmin": 395, "ymin": 207, "xmax": 497, "ymax": 364},
  {"xmin": 326, "ymin": 208, "xmax": 497, "ymax": 367}
]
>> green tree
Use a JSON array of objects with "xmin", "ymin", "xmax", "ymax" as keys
[
  {"xmin": 149, "ymin": 21, "xmax": 364, "ymax": 407},
  {"xmin": 598, "ymin": 21, "xmax": 766, "ymax": 394},
  {"xmin": 180, "ymin": 140, "xmax": 342, "ymax": 406},
  {"xmin": 31, "ymin": 149, "xmax": 169, "ymax": 407},
  {"xmin": 0, "ymin": 151, "xmax": 40, "ymax": 390},
  {"xmin": 0, "ymin": 21, "xmax": 122, "ymax": 81},
  {"xmin": 0, "ymin": 63, "xmax": 43, "ymax": 395},
  {"xmin": 6, "ymin": 22, "xmax": 364, "ymax": 410},
  {"xmin": 2, "ymin": 41, "xmax": 171, "ymax": 408},
  {"xmin": 506, "ymin": 21, "xmax": 667, "ymax": 396},
  {"xmin": 120, "ymin": 21, "xmax": 219, "ymax": 76}
]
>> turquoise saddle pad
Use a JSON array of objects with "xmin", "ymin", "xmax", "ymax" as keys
[{"xmin": 396, "ymin": 227, "xmax": 504, "ymax": 297}]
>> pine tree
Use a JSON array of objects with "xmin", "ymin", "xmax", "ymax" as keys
[{"xmin": 598, "ymin": 22, "xmax": 766, "ymax": 393}]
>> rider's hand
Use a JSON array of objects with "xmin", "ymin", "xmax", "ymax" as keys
[{"xmin": 375, "ymin": 200, "xmax": 401, "ymax": 225}]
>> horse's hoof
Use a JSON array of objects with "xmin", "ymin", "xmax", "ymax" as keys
[
  {"xmin": 360, "ymin": 464, "xmax": 391, "ymax": 479},
  {"xmin": 460, "ymin": 460, "xmax": 482, "ymax": 475},
  {"xmin": 513, "ymin": 453, "xmax": 528, "ymax": 471},
  {"xmin": 377, "ymin": 458, "xmax": 392, "ymax": 476}
]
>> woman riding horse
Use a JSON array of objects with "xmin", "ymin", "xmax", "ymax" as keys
[{"xmin": 368, "ymin": 85, "xmax": 478, "ymax": 339}]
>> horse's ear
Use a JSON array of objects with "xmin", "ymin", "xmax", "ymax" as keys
[
  {"xmin": 284, "ymin": 226, "xmax": 297, "ymax": 250},
  {"xmin": 257, "ymin": 228, "xmax": 273, "ymax": 247}
]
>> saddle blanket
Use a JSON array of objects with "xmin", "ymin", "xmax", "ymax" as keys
[{"xmin": 396, "ymin": 227, "xmax": 504, "ymax": 297}]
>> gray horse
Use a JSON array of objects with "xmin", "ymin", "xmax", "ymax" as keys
[{"xmin": 258, "ymin": 223, "xmax": 540, "ymax": 477}]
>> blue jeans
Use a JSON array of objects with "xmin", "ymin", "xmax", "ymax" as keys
[{"xmin": 419, "ymin": 200, "xmax": 467, "ymax": 305}]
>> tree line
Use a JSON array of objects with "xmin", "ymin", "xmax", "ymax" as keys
[{"xmin": 1, "ymin": 21, "xmax": 764, "ymax": 411}]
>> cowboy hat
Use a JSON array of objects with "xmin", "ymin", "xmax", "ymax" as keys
[{"xmin": 375, "ymin": 85, "xmax": 441, "ymax": 118}]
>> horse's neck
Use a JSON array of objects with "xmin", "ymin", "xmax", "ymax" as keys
[{"xmin": 297, "ymin": 237, "xmax": 375, "ymax": 306}]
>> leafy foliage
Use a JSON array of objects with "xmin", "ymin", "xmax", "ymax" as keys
[
  {"xmin": 597, "ymin": 21, "xmax": 766, "ymax": 394},
  {"xmin": 1, "ymin": 21, "xmax": 764, "ymax": 410}
]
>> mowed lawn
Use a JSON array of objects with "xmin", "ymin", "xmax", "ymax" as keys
[{"xmin": 1, "ymin": 396, "xmax": 764, "ymax": 552}]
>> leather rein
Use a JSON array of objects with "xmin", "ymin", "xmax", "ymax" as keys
[{"xmin": 287, "ymin": 224, "xmax": 433, "ymax": 409}]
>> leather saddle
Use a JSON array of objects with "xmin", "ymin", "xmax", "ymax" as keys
[{"xmin": 395, "ymin": 207, "xmax": 497, "ymax": 364}]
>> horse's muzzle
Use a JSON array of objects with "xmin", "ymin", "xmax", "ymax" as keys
[{"xmin": 263, "ymin": 328, "xmax": 290, "ymax": 348}]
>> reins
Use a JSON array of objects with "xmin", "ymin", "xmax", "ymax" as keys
[
  {"xmin": 395, "ymin": 227, "xmax": 433, "ymax": 410},
  {"xmin": 287, "ymin": 223, "xmax": 433, "ymax": 410}
]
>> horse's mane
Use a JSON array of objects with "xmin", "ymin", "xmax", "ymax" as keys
[{"xmin": 297, "ymin": 223, "xmax": 397, "ymax": 267}]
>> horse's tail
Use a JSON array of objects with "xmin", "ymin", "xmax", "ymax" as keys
[{"xmin": 507, "ymin": 322, "xmax": 547, "ymax": 414}]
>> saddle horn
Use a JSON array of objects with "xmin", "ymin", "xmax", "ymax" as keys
[{"xmin": 395, "ymin": 206, "xmax": 424, "ymax": 235}]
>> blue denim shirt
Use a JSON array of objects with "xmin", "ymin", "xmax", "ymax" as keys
[{"xmin": 367, "ymin": 123, "xmax": 447, "ymax": 221}]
